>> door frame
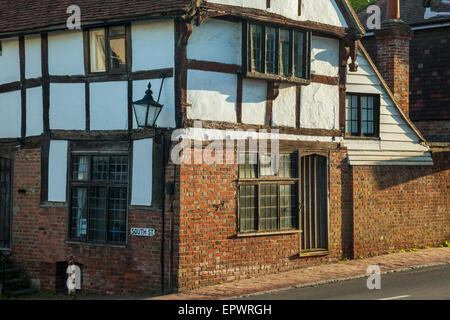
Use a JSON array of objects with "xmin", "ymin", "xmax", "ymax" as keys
[
  {"xmin": 0, "ymin": 152, "xmax": 13, "ymax": 251},
  {"xmin": 298, "ymin": 151, "xmax": 330, "ymax": 257}
]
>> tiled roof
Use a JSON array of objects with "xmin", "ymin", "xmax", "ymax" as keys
[
  {"xmin": 0, "ymin": 0, "xmax": 193, "ymax": 35},
  {"xmin": 358, "ymin": 0, "xmax": 450, "ymax": 30}
]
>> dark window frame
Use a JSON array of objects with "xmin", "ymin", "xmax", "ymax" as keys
[
  {"xmin": 237, "ymin": 152, "xmax": 300, "ymax": 234},
  {"xmin": 84, "ymin": 24, "xmax": 131, "ymax": 75},
  {"xmin": 68, "ymin": 151, "xmax": 130, "ymax": 246},
  {"xmin": 345, "ymin": 93, "xmax": 380, "ymax": 138},
  {"xmin": 243, "ymin": 21, "xmax": 311, "ymax": 85}
]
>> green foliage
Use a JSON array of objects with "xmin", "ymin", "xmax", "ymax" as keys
[
  {"xmin": 443, "ymin": 241, "xmax": 449, "ymax": 247},
  {"xmin": 349, "ymin": 0, "xmax": 377, "ymax": 12}
]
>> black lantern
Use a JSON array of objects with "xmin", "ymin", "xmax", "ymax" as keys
[{"xmin": 133, "ymin": 80, "xmax": 164, "ymax": 129}]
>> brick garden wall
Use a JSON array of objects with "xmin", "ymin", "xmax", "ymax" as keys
[
  {"xmin": 352, "ymin": 151, "xmax": 450, "ymax": 258},
  {"xmin": 10, "ymin": 147, "xmax": 177, "ymax": 295}
]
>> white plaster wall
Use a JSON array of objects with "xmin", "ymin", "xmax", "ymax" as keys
[
  {"xmin": 187, "ymin": 70, "xmax": 237, "ymax": 123},
  {"xmin": 25, "ymin": 35, "xmax": 42, "ymax": 79},
  {"xmin": 131, "ymin": 138, "xmax": 153, "ymax": 206},
  {"xmin": 50, "ymin": 83, "xmax": 85, "ymax": 130},
  {"xmin": 26, "ymin": 87, "xmax": 43, "ymax": 136},
  {"xmin": 208, "ymin": 0, "xmax": 348, "ymax": 27},
  {"xmin": 272, "ymin": 83, "xmax": 297, "ymax": 127},
  {"xmin": 48, "ymin": 30, "xmax": 84, "ymax": 75},
  {"xmin": 132, "ymin": 20, "xmax": 174, "ymax": 72},
  {"xmin": 188, "ymin": 19, "xmax": 242, "ymax": 65},
  {"xmin": 311, "ymin": 36, "xmax": 339, "ymax": 77},
  {"xmin": 241, "ymin": 79, "xmax": 266, "ymax": 125},
  {"xmin": 300, "ymin": 82, "xmax": 339, "ymax": 130},
  {"xmin": 48, "ymin": 140, "xmax": 68, "ymax": 202},
  {"xmin": 133, "ymin": 77, "xmax": 176, "ymax": 129},
  {"xmin": 90, "ymin": 81, "xmax": 128, "ymax": 130},
  {"xmin": 0, "ymin": 91, "xmax": 21, "ymax": 138},
  {"xmin": 0, "ymin": 38, "xmax": 20, "ymax": 84}
]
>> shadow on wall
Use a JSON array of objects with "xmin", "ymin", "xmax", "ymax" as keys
[
  {"xmin": 366, "ymin": 151, "xmax": 450, "ymax": 191},
  {"xmin": 339, "ymin": 161, "xmax": 354, "ymax": 259}
]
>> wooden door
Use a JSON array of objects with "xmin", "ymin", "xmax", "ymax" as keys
[{"xmin": 300, "ymin": 153, "xmax": 328, "ymax": 254}]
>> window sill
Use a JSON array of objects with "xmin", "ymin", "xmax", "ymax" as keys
[
  {"xmin": 66, "ymin": 241, "xmax": 127, "ymax": 249},
  {"xmin": 299, "ymin": 250, "xmax": 329, "ymax": 257},
  {"xmin": 344, "ymin": 135, "xmax": 380, "ymax": 141},
  {"xmin": 236, "ymin": 229, "xmax": 300, "ymax": 238},
  {"xmin": 40, "ymin": 201, "xmax": 67, "ymax": 208},
  {"xmin": 244, "ymin": 71, "xmax": 310, "ymax": 85}
]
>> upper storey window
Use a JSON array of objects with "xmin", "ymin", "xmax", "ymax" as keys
[
  {"xmin": 87, "ymin": 25, "xmax": 128, "ymax": 74},
  {"xmin": 244, "ymin": 22, "xmax": 311, "ymax": 84},
  {"xmin": 345, "ymin": 93, "xmax": 380, "ymax": 138}
]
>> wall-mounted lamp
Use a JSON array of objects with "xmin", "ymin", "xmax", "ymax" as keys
[{"xmin": 133, "ymin": 76, "xmax": 166, "ymax": 129}]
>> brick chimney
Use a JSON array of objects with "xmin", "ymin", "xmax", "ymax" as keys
[{"xmin": 374, "ymin": 0, "xmax": 412, "ymax": 117}]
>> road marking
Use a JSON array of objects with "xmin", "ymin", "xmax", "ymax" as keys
[{"xmin": 378, "ymin": 295, "xmax": 411, "ymax": 300}]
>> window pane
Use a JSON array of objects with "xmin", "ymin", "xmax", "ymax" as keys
[
  {"xmin": 110, "ymin": 37, "xmax": 126, "ymax": 73},
  {"xmin": 279, "ymin": 153, "xmax": 298, "ymax": 178},
  {"xmin": 250, "ymin": 24, "xmax": 264, "ymax": 73},
  {"xmin": 266, "ymin": 27, "xmax": 277, "ymax": 74},
  {"xmin": 260, "ymin": 184, "xmax": 278, "ymax": 231},
  {"xmin": 92, "ymin": 156, "xmax": 109, "ymax": 181},
  {"xmin": 362, "ymin": 96, "xmax": 375, "ymax": 136},
  {"xmin": 294, "ymin": 31, "xmax": 305, "ymax": 78},
  {"xmin": 280, "ymin": 29, "xmax": 291, "ymax": 76},
  {"xmin": 110, "ymin": 156, "xmax": 128, "ymax": 182},
  {"xmin": 108, "ymin": 187, "xmax": 127, "ymax": 243},
  {"xmin": 72, "ymin": 156, "xmax": 89, "ymax": 181},
  {"xmin": 109, "ymin": 26, "xmax": 125, "ymax": 37},
  {"xmin": 280, "ymin": 184, "xmax": 298, "ymax": 229},
  {"xmin": 70, "ymin": 188, "xmax": 88, "ymax": 239},
  {"xmin": 345, "ymin": 95, "xmax": 359, "ymax": 135},
  {"xmin": 238, "ymin": 153, "xmax": 258, "ymax": 179},
  {"xmin": 260, "ymin": 154, "xmax": 277, "ymax": 176},
  {"xmin": 90, "ymin": 29, "xmax": 106, "ymax": 72},
  {"xmin": 239, "ymin": 185, "xmax": 257, "ymax": 232},
  {"xmin": 88, "ymin": 187, "xmax": 107, "ymax": 241}
]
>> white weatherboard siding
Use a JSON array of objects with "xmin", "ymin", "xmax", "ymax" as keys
[
  {"xmin": 48, "ymin": 30, "xmax": 84, "ymax": 76},
  {"xmin": 272, "ymin": 83, "xmax": 296, "ymax": 128},
  {"xmin": 241, "ymin": 79, "xmax": 266, "ymax": 125},
  {"xmin": 132, "ymin": 20, "xmax": 174, "ymax": 72},
  {"xmin": 208, "ymin": 0, "xmax": 348, "ymax": 27},
  {"xmin": 90, "ymin": 81, "xmax": 128, "ymax": 130},
  {"xmin": 131, "ymin": 139, "xmax": 153, "ymax": 206},
  {"xmin": 187, "ymin": 70, "xmax": 237, "ymax": 123},
  {"xmin": 133, "ymin": 78, "xmax": 176, "ymax": 129},
  {"xmin": 311, "ymin": 36, "xmax": 340, "ymax": 77},
  {"xmin": 25, "ymin": 35, "xmax": 42, "ymax": 79},
  {"xmin": 0, "ymin": 37, "xmax": 20, "ymax": 84},
  {"xmin": 344, "ymin": 52, "xmax": 432, "ymax": 165},
  {"xmin": 48, "ymin": 140, "xmax": 68, "ymax": 202},
  {"xmin": 188, "ymin": 19, "xmax": 242, "ymax": 65},
  {"xmin": 26, "ymin": 87, "xmax": 43, "ymax": 136},
  {"xmin": 50, "ymin": 83, "xmax": 86, "ymax": 130},
  {"xmin": 0, "ymin": 91, "xmax": 21, "ymax": 138},
  {"xmin": 300, "ymin": 82, "xmax": 339, "ymax": 130}
]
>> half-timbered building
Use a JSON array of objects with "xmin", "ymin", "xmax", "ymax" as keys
[{"xmin": 0, "ymin": 0, "xmax": 448, "ymax": 295}]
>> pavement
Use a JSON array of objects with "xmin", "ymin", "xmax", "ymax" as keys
[{"xmin": 149, "ymin": 247, "xmax": 450, "ymax": 300}]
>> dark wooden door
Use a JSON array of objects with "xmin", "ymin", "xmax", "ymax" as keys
[
  {"xmin": 300, "ymin": 154, "xmax": 328, "ymax": 254},
  {"xmin": 0, "ymin": 157, "xmax": 12, "ymax": 249}
]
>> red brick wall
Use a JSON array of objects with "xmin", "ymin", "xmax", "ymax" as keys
[
  {"xmin": 10, "ymin": 147, "xmax": 177, "ymax": 295},
  {"xmin": 352, "ymin": 151, "xmax": 450, "ymax": 258},
  {"xmin": 176, "ymin": 146, "xmax": 351, "ymax": 291}
]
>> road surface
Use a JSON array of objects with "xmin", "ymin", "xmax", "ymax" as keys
[{"xmin": 240, "ymin": 264, "xmax": 450, "ymax": 300}]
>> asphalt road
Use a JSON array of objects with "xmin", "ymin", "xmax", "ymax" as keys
[{"xmin": 240, "ymin": 264, "xmax": 450, "ymax": 300}]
